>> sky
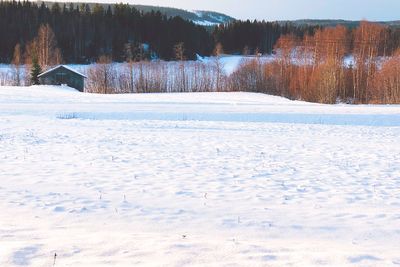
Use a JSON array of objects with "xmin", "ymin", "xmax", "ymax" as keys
[{"xmin": 120, "ymin": 0, "xmax": 400, "ymax": 21}]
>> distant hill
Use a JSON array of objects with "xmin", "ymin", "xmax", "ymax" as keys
[
  {"xmin": 133, "ymin": 5, "xmax": 235, "ymax": 26},
  {"xmin": 39, "ymin": 1, "xmax": 236, "ymax": 26},
  {"xmin": 37, "ymin": 2, "xmax": 400, "ymax": 28},
  {"xmin": 285, "ymin": 19, "xmax": 400, "ymax": 28}
]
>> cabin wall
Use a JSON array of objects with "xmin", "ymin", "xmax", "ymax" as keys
[{"xmin": 39, "ymin": 68, "xmax": 84, "ymax": 92}]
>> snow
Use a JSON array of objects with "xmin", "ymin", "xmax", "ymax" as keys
[
  {"xmin": 38, "ymin": 65, "xmax": 87, "ymax": 78},
  {"xmin": 1, "ymin": 85, "xmax": 400, "ymax": 266},
  {"xmin": 192, "ymin": 20, "xmax": 220, "ymax": 26},
  {"xmin": 192, "ymin": 10, "xmax": 230, "ymax": 26},
  {"xmin": 344, "ymin": 55, "xmax": 355, "ymax": 67},
  {"xmin": 198, "ymin": 55, "xmax": 276, "ymax": 75}
]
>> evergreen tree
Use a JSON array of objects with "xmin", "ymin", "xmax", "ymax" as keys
[{"xmin": 30, "ymin": 55, "xmax": 42, "ymax": 85}]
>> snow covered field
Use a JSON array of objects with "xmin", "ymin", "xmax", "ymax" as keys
[{"xmin": 1, "ymin": 86, "xmax": 400, "ymax": 266}]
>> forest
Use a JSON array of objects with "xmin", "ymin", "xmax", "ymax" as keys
[
  {"xmin": 0, "ymin": 1, "xmax": 214, "ymax": 62},
  {"xmin": 229, "ymin": 22, "xmax": 400, "ymax": 104},
  {"xmin": 0, "ymin": 0, "xmax": 313, "ymax": 63},
  {"xmin": 82, "ymin": 22, "xmax": 400, "ymax": 104}
]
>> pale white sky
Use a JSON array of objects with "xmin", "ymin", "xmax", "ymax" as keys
[{"xmin": 122, "ymin": 0, "xmax": 399, "ymax": 21}]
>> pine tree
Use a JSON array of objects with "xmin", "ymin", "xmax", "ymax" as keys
[{"xmin": 30, "ymin": 55, "xmax": 42, "ymax": 85}]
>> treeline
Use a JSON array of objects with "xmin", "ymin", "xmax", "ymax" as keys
[
  {"xmin": 213, "ymin": 20, "xmax": 400, "ymax": 56},
  {"xmin": 212, "ymin": 20, "xmax": 318, "ymax": 55},
  {"xmin": 85, "ymin": 60, "xmax": 224, "ymax": 94},
  {"xmin": 0, "ymin": 0, "xmax": 213, "ymax": 63},
  {"xmin": 3, "ymin": 0, "xmax": 400, "ymax": 66},
  {"xmin": 83, "ymin": 21, "xmax": 400, "ymax": 103},
  {"xmin": 0, "ymin": 1, "xmax": 321, "ymax": 64},
  {"xmin": 231, "ymin": 22, "xmax": 400, "ymax": 104}
]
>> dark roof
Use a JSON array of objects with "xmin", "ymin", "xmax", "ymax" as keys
[{"xmin": 38, "ymin": 65, "xmax": 87, "ymax": 78}]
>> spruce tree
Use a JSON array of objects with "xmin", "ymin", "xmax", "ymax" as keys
[{"xmin": 30, "ymin": 55, "xmax": 42, "ymax": 85}]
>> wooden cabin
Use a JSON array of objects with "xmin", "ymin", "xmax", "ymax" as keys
[{"xmin": 38, "ymin": 65, "xmax": 86, "ymax": 92}]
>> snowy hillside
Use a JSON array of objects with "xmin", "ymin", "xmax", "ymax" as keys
[
  {"xmin": 192, "ymin": 10, "xmax": 235, "ymax": 26},
  {"xmin": 131, "ymin": 5, "xmax": 235, "ymax": 26},
  {"xmin": 1, "ymin": 86, "xmax": 400, "ymax": 266},
  {"xmin": 41, "ymin": 2, "xmax": 235, "ymax": 26}
]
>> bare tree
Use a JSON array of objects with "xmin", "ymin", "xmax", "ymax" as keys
[
  {"xmin": 11, "ymin": 43, "xmax": 23, "ymax": 86},
  {"xmin": 174, "ymin": 42, "xmax": 185, "ymax": 61},
  {"xmin": 0, "ymin": 70, "xmax": 11, "ymax": 86},
  {"xmin": 373, "ymin": 49, "xmax": 400, "ymax": 103},
  {"xmin": 274, "ymin": 34, "xmax": 298, "ymax": 97},
  {"xmin": 86, "ymin": 55, "xmax": 116, "ymax": 94},
  {"xmin": 213, "ymin": 43, "xmax": 225, "ymax": 91},
  {"xmin": 36, "ymin": 24, "xmax": 63, "ymax": 68},
  {"xmin": 124, "ymin": 43, "xmax": 135, "ymax": 93},
  {"xmin": 173, "ymin": 42, "xmax": 187, "ymax": 92},
  {"xmin": 353, "ymin": 21, "xmax": 387, "ymax": 102},
  {"xmin": 24, "ymin": 24, "xmax": 63, "ymax": 72}
]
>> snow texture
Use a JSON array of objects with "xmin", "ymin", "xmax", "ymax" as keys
[
  {"xmin": 38, "ymin": 65, "xmax": 87, "ymax": 78},
  {"xmin": 0, "ymin": 85, "xmax": 400, "ymax": 266}
]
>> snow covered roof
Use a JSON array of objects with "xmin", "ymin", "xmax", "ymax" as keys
[{"xmin": 38, "ymin": 65, "xmax": 87, "ymax": 78}]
